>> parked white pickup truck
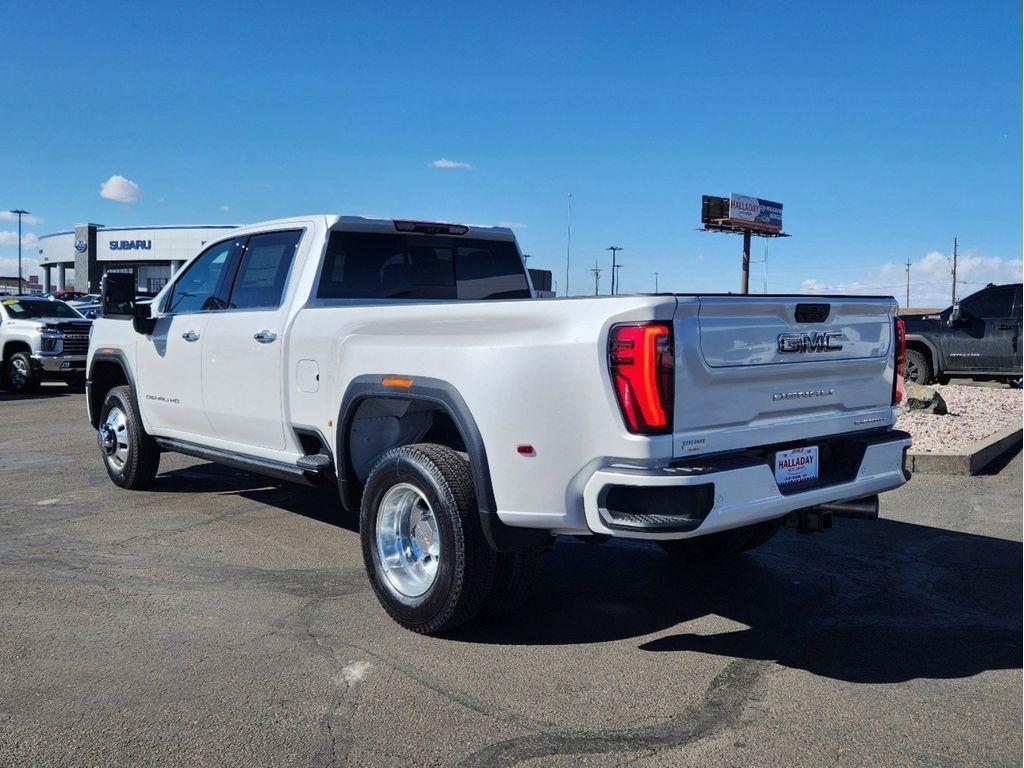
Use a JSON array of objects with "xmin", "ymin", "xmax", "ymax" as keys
[
  {"xmin": 1, "ymin": 297, "xmax": 92, "ymax": 392},
  {"xmin": 87, "ymin": 215, "xmax": 912, "ymax": 633}
]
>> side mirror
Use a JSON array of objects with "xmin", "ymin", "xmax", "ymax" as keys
[
  {"xmin": 133, "ymin": 302, "xmax": 156, "ymax": 336},
  {"xmin": 948, "ymin": 303, "xmax": 962, "ymax": 325},
  {"xmin": 85, "ymin": 309, "xmax": 98, "ymax": 319},
  {"xmin": 101, "ymin": 272, "xmax": 136, "ymax": 318}
]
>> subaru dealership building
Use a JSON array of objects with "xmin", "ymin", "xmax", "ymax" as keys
[{"xmin": 38, "ymin": 223, "xmax": 238, "ymax": 294}]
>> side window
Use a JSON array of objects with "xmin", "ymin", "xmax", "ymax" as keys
[
  {"xmin": 164, "ymin": 239, "xmax": 240, "ymax": 314},
  {"xmin": 962, "ymin": 288, "xmax": 1014, "ymax": 319},
  {"xmin": 226, "ymin": 230, "xmax": 302, "ymax": 310}
]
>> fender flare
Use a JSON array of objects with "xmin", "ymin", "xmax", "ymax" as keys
[
  {"xmin": 904, "ymin": 334, "xmax": 941, "ymax": 377},
  {"xmin": 87, "ymin": 350, "xmax": 141, "ymax": 429},
  {"xmin": 336, "ymin": 374, "xmax": 548, "ymax": 552}
]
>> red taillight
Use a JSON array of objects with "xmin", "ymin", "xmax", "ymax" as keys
[
  {"xmin": 893, "ymin": 318, "xmax": 906, "ymax": 405},
  {"xmin": 609, "ymin": 323, "xmax": 674, "ymax": 434}
]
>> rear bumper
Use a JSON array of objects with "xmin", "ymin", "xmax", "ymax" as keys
[{"xmin": 583, "ymin": 430, "xmax": 912, "ymax": 540}]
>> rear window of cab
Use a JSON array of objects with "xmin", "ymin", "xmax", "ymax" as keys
[{"xmin": 316, "ymin": 231, "xmax": 531, "ymax": 301}]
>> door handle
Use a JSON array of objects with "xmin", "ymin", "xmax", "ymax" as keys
[
  {"xmin": 254, "ymin": 330, "xmax": 278, "ymax": 344},
  {"xmin": 997, "ymin": 324, "xmax": 1014, "ymax": 330},
  {"xmin": 181, "ymin": 330, "xmax": 200, "ymax": 342}
]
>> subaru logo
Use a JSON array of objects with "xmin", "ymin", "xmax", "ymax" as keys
[
  {"xmin": 777, "ymin": 331, "xmax": 844, "ymax": 353},
  {"xmin": 74, "ymin": 239, "xmax": 87, "ymax": 253}
]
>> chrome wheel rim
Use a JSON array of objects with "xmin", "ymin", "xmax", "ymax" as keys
[
  {"xmin": 10, "ymin": 357, "xmax": 28, "ymax": 388},
  {"xmin": 99, "ymin": 406, "xmax": 130, "ymax": 471},
  {"xmin": 375, "ymin": 483, "xmax": 441, "ymax": 598}
]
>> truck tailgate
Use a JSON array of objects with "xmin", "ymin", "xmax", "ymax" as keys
[{"xmin": 673, "ymin": 296, "xmax": 898, "ymax": 457}]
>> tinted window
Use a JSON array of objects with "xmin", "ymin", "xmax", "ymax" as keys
[
  {"xmin": 0, "ymin": 298, "xmax": 83, "ymax": 319},
  {"xmin": 961, "ymin": 287, "xmax": 1014, "ymax": 319},
  {"xmin": 227, "ymin": 230, "xmax": 302, "ymax": 309},
  {"xmin": 164, "ymin": 239, "xmax": 240, "ymax": 314},
  {"xmin": 316, "ymin": 231, "xmax": 530, "ymax": 300}
]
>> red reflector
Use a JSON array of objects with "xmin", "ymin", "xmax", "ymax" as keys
[
  {"xmin": 393, "ymin": 219, "xmax": 469, "ymax": 236},
  {"xmin": 893, "ymin": 318, "xmax": 906, "ymax": 405},
  {"xmin": 516, "ymin": 444, "xmax": 536, "ymax": 456},
  {"xmin": 608, "ymin": 323, "xmax": 674, "ymax": 435}
]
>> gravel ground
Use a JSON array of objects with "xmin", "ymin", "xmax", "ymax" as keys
[{"xmin": 897, "ymin": 383, "xmax": 1022, "ymax": 452}]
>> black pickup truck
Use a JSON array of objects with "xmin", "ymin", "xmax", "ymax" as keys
[{"xmin": 902, "ymin": 282, "xmax": 1022, "ymax": 386}]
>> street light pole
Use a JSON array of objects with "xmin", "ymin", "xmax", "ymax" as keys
[
  {"xmin": 653, "ymin": 272, "xmax": 659, "ymax": 293},
  {"xmin": 605, "ymin": 246, "xmax": 623, "ymax": 295},
  {"xmin": 565, "ymin": 193, "xmax": 573, "ymax": 297},
  {"xmin": 9, "ymin": 209, "xmax": 29, "ymax": 293}
]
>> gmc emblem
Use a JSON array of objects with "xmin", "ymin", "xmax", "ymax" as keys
[{"xmin": 777, "ymin": 331, "xmax": 844, "ymax": 354}]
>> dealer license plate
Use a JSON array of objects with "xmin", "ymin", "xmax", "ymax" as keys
[{"xmin": 774, "ymin": 446, "xmax": 819, "ymax": 487}]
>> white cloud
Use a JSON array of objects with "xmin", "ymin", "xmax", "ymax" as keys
[
  {"xmin": 0, "ymin": 211, "xmax": 43, "ymax": 225},
  {"xmin": 801, "ymin": 249, "xmax": 1022, "ymax": 307},
  {"xmin": 0, "ymin": 231, "xmax": 40, "ymax": 248},
  {"xmin": 99, "ymin": 174, "xmax": 141, "ymax": 203},
  {"xmin": 498, "ymin": 221, "xmax": 527, "ymax": 229},
  {"xmin": 430, "ymin": 158, "xmax": 473, "ymax": 170},
  {"xmin": 219, "ymin": 204, "xmax": 231, "ymax": 212},
  {"xmin": 0, "ymin": 254, "xmax": 42, "ymax": 282}
]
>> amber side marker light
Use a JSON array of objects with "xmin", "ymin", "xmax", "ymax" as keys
[{"xmin": 382, "ymin": 377, "xmax": 414, "ymax": 388}]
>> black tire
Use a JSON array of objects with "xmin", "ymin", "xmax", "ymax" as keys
[
  {"xmin": 481, "ymin": 545, "xmax": 545, "ymax": 618},
  {"xmin": 737, "ymin": 517, "xmax": 783, "ymax": 552},
  {"xmin": 658, "ymin": 525, "xmax": 755, "ymax": 561},
  {"xmin": 360, "ymin": 443, "xmax": 497, "ymax": 634},
  {"xmin": 904, "ymin": 348, "xmax": 932, "ymax": 385},
  {"xmin": 98, "ymin": 385, "xmax": 161, "ymax": 489},
  {"xmin": 4, "ymin": 351, "xmax": 40, "ymax": 393}
]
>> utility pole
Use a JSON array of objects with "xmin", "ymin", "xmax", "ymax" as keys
[
  {"xmin": 614, "ymin": 263, "xmax": 623, "ymax": 294},
  {"xmin": 606, "ymin": 246, "xmax": 623, "ymax": 295},
  {"xmin": 951, "ymin": 237, "xmax": 958, "ymax": 305},
  {"xmin": 9, "ymin": 209, "xmax": 29, "ymax": 293},
  {"xmin": 905, "ymin": 257, "xmax": 913, "ymax": 309},
  {"xmin": 653, "ymin": 272, "xmax": 659, "ymax": 293},
  {"xmin": 590, "ymin": 265, "xmax": 603, "ymax": 296},
  {"xmin": 564, "ymin": 193, "xmax": 573, "ymax": 297},
  {"xmin": 741, "ymin": 230, "xmax": 752, "ymax": 294}
]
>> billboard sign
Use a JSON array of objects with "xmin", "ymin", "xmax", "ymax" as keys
[{"xmin": 728, "ymin": 194, "xmax": 783, "ymax": 233}]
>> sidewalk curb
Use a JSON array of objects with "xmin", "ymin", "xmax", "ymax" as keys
[{"xmin": 908, "ymin": 424, "xmax": 1023, "ymax": 475}]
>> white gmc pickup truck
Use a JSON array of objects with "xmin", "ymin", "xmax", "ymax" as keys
[{"xmin": 87, "ymin": 215, "xmax": 912, "ymax": 634}]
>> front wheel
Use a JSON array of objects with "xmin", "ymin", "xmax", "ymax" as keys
[
  {"xmin": 360, "ymin": 444, "xmax": 497, "ymax": 634},
  {"xmin": 4, "ymin": 351, "xmax": 40, "ymax": 393},
  {"xmin": 904, "ymin": 349, "xmax": 932, "ymax": 386},
  {"xmin": 98, "ymin": 385, "xmax": 161, "ymax": 489}
]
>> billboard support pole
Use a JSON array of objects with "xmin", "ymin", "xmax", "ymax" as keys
[{"xmin": 741, "ymin": 230, "xmax": 751, "ymax": 294}]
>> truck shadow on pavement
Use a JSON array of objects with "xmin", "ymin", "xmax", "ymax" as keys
[
  {"xmin": 461, "ymin": 520, "xmax": 1022, "ymax": 685},
  {"xmin": 147, "ymin": 461, "xmax": 1021, "ymax": 686},
  {"xmin": 0, "ymin": 386, "xmax": 82, "ymax": 402},
  {"xmin": 152, "ymin": 462, "xmax": 359, "ymax": 533}
]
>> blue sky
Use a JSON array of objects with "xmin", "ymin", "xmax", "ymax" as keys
[{"xmin": 2, "ymin": 0, "xmax": 1020, "ymax": 305}]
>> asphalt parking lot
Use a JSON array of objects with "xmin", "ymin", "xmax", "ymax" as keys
[{"xmin": 1, "ymin": 385, "xmax": 1021, "ymax": 767}]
